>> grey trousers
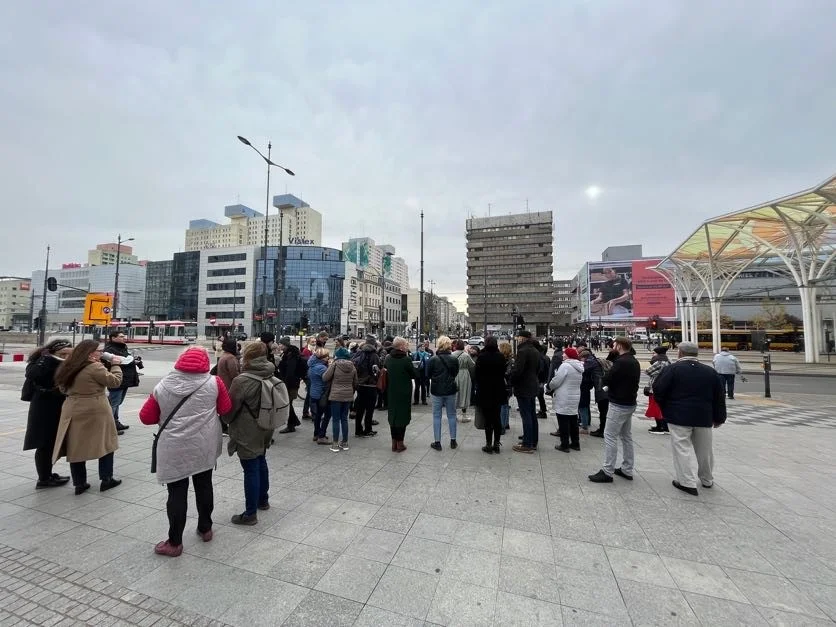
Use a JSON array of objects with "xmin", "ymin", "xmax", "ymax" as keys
[
  {"xmin": 602, "ymin": 402, "xmax": 636, "ymax": 477},
  {"xmin": 669, "ymin": 424, "xmax": 714, "ymax": 489}
]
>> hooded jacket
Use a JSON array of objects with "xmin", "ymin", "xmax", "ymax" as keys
[
  {"xmin": 323, "ymin": 358, "xmax": 358, "ymax": 402},
  {"xmin": 307, "ymin": 355, "xmax": 329, "ymax": 400},
  {"xmin": 139, "ymin": 348, "xmax": 230, "ymax": 483},
  {"xmin": 548, "ymin": 359, "xmax": 585, "ymax": 415},
  {"xmin": 223, "ymin": 356, "xmax": 277, "ymax": 459},
  {"xmin": 351, "ymin": 343, "xmax": 381, "ymax": 387}
]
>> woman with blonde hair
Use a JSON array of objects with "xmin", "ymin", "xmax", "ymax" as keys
[
  {"xmin": 308, "ymin": 346, "xmax": 332, "ymax": 444},
  {"xmin": 427, "ymin": 335, "xmax": 459, "ymax": 451},
  {"xmin": 53, "ymin": 340, "xmax": 124, "ymax": 495}
]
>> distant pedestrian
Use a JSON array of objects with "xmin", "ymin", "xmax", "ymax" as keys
[
  {"xmin": 308, "ymin": 347, "xmax": 332, "ymax": 445},
  {"xmin": 588, "ymin": 337, "xmax": 640, "ymax": 483},
  {"xmin": 23, "ymin": 340, "xmax": 73, "ymax": 489},
  {"xmin": 713, "ymin": 348, "xmax": 742, "ymax": 400},
  {"xmin": 646, "ymin": 346, "xmax": 671, "ymax": 434},
  {"xmin": 324, "ymin": 346, "xmax": 358, "ymax": 451},
  {"xmin": 216, "ymin": 337, "xmax": 240, "ymax": 393},
  {"xmin": 139, "ymin": 346, "xmax": 230, "ymax": 557},
  {"xmin": 453, "ymin": 340, "xmax": 475, "ymax": 423},
  {"xmin": 510, "ymin": 330, "xmax": 540, "ymax": 453},
  {"xmin": 547, "ymin": 348, "xmax": 584, "ymax": 452},
  {"xmin": 499, "ymin": 342, "xmax": 514, "ymax": 432},
  {"xmin": 277, "ymin": 336, "xmax": 305, "ymax": 433},
  {"xmin": 654, "ymin": 342, "xmax": 727, "ymax": 496},
  {"xmin": 53, "ymin": 340, "xmax": 124, "ymax": 495},
  {"xmin": 428, "ymin": 335, "xmax": 459, "ymax": 451},
  {"xmin": 384, "ymin": 337, "xmax": 417, "ymax": 452},
  {"xmin": 474, "ymin": 336, "xmax": 506, "ymax": 454}
]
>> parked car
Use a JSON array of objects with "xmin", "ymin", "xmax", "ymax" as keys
[{"xmin": 467, "ymin": 335, "xmax": 485, "ymax": 347}]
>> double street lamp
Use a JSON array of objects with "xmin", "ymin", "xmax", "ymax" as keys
[{"xmin": 237, "ymin": 135, "xmax": 295, "ymax": 337}]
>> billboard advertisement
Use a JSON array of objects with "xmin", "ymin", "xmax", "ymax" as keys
[{"xmin": 588, "ymin": 259, "xmax": 675, "ymax": 320}]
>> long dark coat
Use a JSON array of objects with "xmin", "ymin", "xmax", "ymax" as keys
[
  {"xmin": 23, "ymin": 355, "xmax": 66, "ymax": 451},
  {"xmin": 474, "ymin": 347, "xmax": 508, "ymax": 408},
  {"xmin": 384, "ymin": 350, "xmax": 417, "ymax": 428}
]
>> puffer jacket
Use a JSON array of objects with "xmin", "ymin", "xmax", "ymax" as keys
[
  {"xmin": 323, "ymin": 359, "xmax": 358, "ymax": 402},
  {"xmin": 139, "ymin": 371, "xmax": 229, "ymax": 484},
  {"xmin": 223, "ymin": 357, "xmax": 277, "ymax": 459},
  {"xmin": 547, "ymin": 359, "xmax": 584, "ymax": 415},
  {"xmin": 427, "ymin": 351, "xmax": 459, "ymax": 397},
  {"xmin": 307, "ymin": 355, "xmax": 329, "ymax": 400}
]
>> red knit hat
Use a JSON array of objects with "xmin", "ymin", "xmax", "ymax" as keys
[
  {"xmin": 175, "ymin": 347, "xmax": 210, "ymax": 373},
  {"xmin": 563, "ymin": 347, "xmax": 579, "ymax": 360}
]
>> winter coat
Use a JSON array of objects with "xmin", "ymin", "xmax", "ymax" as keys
[
  {"xmin": 352, "ymin": 344, "xmax": 382, "ymax": 387},
  {"xmin": 510, "ymin": 340, "xmax": 540, "ymax": 398},
  {"xmin": 579, "ymin": 355, "xmax": 597, "ymax": 406},
  {"xmin": 52, "ymin": 362, "xmax": 122, "ymax": 464},
  {"xmin": 223, "ymin": 357, "xmax": 277, "ymax": 459},
  {"xmin": 427, "ymin": 351, "xmax": 459, "ymax": 397},
  {"xmin": 216, "ymin": 352, "xmax": 240, "ymax": 392},
  {"xmin": 278, "ymin": 345, "xmax": 304, "ymax": 389},
  {"xmin": 411, "ymin": 349, "xmax": 431, "ymax": 379},
  {"xmin": 103, "ymin": 341, "xmax": 142, "ymax": 389},
  {"xmin": 474, "ymin": 347, "xmax": 508, "ymax": 408},
  {"xmin": 713, "ymin": 351, "xmax": 742, "ymax": 375},
  {"xmin": 653, "ymin": 358, "xmax": 727, "ymax": 428},
  {"xmin": 23, "ymin": 355, "xmax": 66, "ymax": 452},
  {"xmin": 603, "ymin": 352, "xmax": 641, "ymax": 406},
  {"xmin": 645, "ymin": 354, "xmax": 671, "ymax": 384},
  {"xmin": 453, "ymin": 350, "xmax": 475, "ymax": 409},
  {"xmin": 307, "ymin": 355, "xmax": 329, "ymax": 400},
  {"xmin": 548, "ymin": 359, "xmax": 584, "ymax": 415},
  {"xmin": 384, "ymin": 350, "xmax": 417, "ymax": 428},
  {"xmin": 138, "ymin": 372, "xmax": 229, "ymax": 484},
  {"xmin": 323, "ymin": 359, "xmax": 358, "ymax": 402}
]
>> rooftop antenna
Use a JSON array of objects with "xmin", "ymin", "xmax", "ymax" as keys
[
  {"xmin": 488, "ymin": 202, "xmax": 492, "ymax": 217},
  {"xmin": 526, "ymin": 198, "xmax": 529, "ymax": 213}
]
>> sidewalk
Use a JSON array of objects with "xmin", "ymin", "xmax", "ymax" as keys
[{"xmin": 0, "ymin": 382, "xmax": 834, "ymax": 625}]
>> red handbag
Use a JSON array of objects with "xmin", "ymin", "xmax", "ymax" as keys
[{"xmin": 376, "ymin": 368, "xmax": 388, "ymax": 392}]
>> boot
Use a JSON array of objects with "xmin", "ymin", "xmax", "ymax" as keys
[
  {"xmin": 396, "ymin": 440, "xmax": 407, "ymax": 452},
  {"xmin": 391, "ymin": 439, "xmax": 397, "ymax": 452}
]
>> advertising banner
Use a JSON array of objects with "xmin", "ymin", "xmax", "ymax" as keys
[{"xmin": 588, "ymin": 259, "xmax": 674, "ymax": 320}]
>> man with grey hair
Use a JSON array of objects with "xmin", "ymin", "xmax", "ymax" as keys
[{"xmin": 652, "ymin": 341, "xmax": 727, "ymax": 496}]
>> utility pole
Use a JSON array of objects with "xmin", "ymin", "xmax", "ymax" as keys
[
  {"xmin": 419, "ymin": 211, "xmax": 424, "ymax": 339},
  {"xmin": 38, "ymin": 245, "xmax": 50, "ymax": 346},
  {"xmin": 262, "ymin": 142, "xmax": 272, "ymax": 338},
  {"xmin": 428, "ymin": 279, "xmax": 436, "ymax": 338},
  {"xmin": 483, "ymin": 266, "xmax": 488, "ymax": 337}
]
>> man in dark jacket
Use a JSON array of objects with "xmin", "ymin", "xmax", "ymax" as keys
[
  {"xmin": 536, "ymin": 344, "xmax": 549, "ymax": 420},
  {"xmin": 653, "ymin": 341, "xmax": 727, "ymax": 496},
  {"xmin": 351, "ymin": 336, "xmax": 381, "ymax": 437},
  {"xmin": 277, "ymin": 337, "xmax": 304, "ymax": 433},
  {"xmin": 510, "ymin": 330, "xmax": 541, "ymax": 453},
  {"xmin": 589, "ymin": 337, "xmax": 640, "ymax": 483},
  {"xmin": 103, "ymin": 331, "xmax": 143, "ymax": 434}
]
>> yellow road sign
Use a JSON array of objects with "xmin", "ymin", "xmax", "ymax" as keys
[{"xmin": 83, "ymin": 293, "xmax": 114, "ymax": 326}]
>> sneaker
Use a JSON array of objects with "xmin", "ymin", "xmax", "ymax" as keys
[
  {"xmin": 589, "ymin": 430, "xmax": 604, "ymax": 438},
  {"xmin": 231, "ymin": 513, "xmax": 258, "ymax": 525},
  {"xmin": 570, "ymin": 444, "xmax": 581, "ymax": 451},
  {"xmin": 430, "ymin": 441, "xmax": 442, "ymax": 451},
  {"xmin": 197, "ymin": 529, "xmax": 214, "ymax": 542},
  {"xmin": 330, "ymin": 443, "xmax": 340, "ymax": 452},
  {"xmin": 588, "ymin": 470, "xmax": 613, "ymax": 483},
  {"xmin": 648, "ymin": 426, "xmax": 668, "ymax": 435},
  {"xmin": 339, "ymin": 441, "xmax": 350, "ymax": 451},
  {"xmin": 459, "ymin": 417, "xmax": 472, "ymax": 423},
  {"xmin": 614, "ymin": 468, "xmax": 633, "ymax": 480},
  {"xmin": 363, "ymin": 430, "xmax": 377, "ymax": 437},
  {"xmin": 512, "ymin": 444, "xmax": 534, "ymax": 454},
  {"xmin": 154, "ymin": 540, "xmax": 183, "ymax": 557},
  {"xmin": 278, "ymin": 426, "xmax": 296, "ymax": 434}
]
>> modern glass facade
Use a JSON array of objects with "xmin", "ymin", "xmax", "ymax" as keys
[
  {"xmin": 169, "ymin": 251, "xmax": 200, "ymax": 321},
  {"xmin": 256, "ymin": 246, "xmax": 345, "ymax": 335},
  {"xmin": 144, "ymin": 260, "xmax": 172, "ymax": 319}
]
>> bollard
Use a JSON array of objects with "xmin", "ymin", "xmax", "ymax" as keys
[{"xmin": 762, "ymin": 353, "xmax": 771, "ymax": 398}]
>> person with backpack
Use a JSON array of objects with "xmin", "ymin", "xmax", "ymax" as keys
[
  {"xmin": 224, "ymin": 342, "xmax": 288, "ymax": 525},
  {"xmin": 139, "ymin": 346, "xmax": 231, "ymax": 556},
  {"xmin": 351, "ymin": 335, "xmax": 381, "ymax": 438},
  {"xmin": 411, "ymin": 343, "xmax": 430, "ymax": 405},
  {"xmin": 277, "ymin": 336, "xmax": 306, "ymax": 434},
  {"xmin": 324, "ymin": 347, "xmax": 358, "ymax": 451}
]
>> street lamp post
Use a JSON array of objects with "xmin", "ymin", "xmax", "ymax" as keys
[
  {"xmin": 37, "ymin": 245, "xmax": 50, "ymax": 346},
  {"xmin": 237, "ymin": 135, "xmax": 294, "ymax": 337},
  {"xmin": 112, "ymin": 234, "xmax": 135, "ymax": 325}
]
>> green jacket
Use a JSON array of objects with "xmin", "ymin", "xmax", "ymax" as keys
[
  {"xmin": 384, "ymin": 350, "xmax": 417, "ymax": 428},
  {"xmin": 223, "ymin": 357, "xmax": 274, "ymax": 460}
]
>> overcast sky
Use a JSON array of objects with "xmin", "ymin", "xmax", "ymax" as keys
[{"xmin": 2, "ymin": 1, "xmax": 834, "ymax": 312}]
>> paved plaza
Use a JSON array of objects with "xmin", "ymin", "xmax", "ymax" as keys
[{"xmin": 0, "ymin": 360, "xmax": 834, "ymax": 626}]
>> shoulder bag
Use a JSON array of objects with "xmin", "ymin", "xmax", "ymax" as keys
[{"xmin": 151, "ymin": 378, "xmax": 210, "ymax": 473}]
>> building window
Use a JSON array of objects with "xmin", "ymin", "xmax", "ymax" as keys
[
  {"xmin": 207, "ymin": 281, "xmax": 246, "ymax": 291},
  {"xmin": 207, "ymin": 267, "xmax": 246, "ymax": 277}
]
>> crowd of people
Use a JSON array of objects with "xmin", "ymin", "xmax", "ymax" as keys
[{"xmin": 20, "ymin": 327, "xmax": 733, "ymax": 558}]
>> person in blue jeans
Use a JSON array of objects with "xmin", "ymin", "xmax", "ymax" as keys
[
  {"xmin": 426, "ymin": 336, "xmax": 460, "ymax": 450},
  {"xmin": 510, "ymin": 330, "xmax": 541, "ymax": 453},
  {"xmin": 307, "ymin": 348, "xmax": 332, "ymax": 444},
  {"xmin": 324, "ymin": 347, "xmax": 358, "ymax": 451},
  {"xmin": 224, "ymin": 342, "xmax": 277, "ymax": 525}
]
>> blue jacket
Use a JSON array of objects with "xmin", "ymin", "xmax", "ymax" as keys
[
  {"xmin": 307, "ymin": 355, "xmax": 329, "ymax": 400},
  {"xmin": 411, "ymin": 349, "xmax": 430, "ymax": 378}
]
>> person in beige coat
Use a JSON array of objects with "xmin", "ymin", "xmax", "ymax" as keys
[{"xmin": 53, "ymin": 339, "xmax": 124, "ymax": 495}]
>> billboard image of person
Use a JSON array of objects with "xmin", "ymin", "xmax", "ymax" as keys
[{"xmin": 590, "ymin": 265, "xmax": 632, "ymax": 317}]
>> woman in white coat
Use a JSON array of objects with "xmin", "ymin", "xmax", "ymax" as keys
[
  {"xmin": 547, "ymin": 347, "xmax": 585, "ymax": 452},
  {"xmin": 452, "ymin": 340, "xmax": 475, "ymax": 422}
]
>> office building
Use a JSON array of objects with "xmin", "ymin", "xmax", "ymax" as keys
[
  {"xmin": 185, "ymin": 195, "xmax": 323, "ymax": 252},
  {"xmin": 88, "ymin": 242, "xmax": 139, "ymax": 267},
  {"xmin": 554, "ymin": 279, "xmax": 573, "ymax": 329},
  {"xmin": 0, "ymin": 277, "xmax": 32, "ymax": 330},
  {"xmin": 466, "ymin": 211, "xmax": 554, "ymax": 337},
  {"xmin": 144, "ymin": 251, "xmax": 200, "ymax": 321}
]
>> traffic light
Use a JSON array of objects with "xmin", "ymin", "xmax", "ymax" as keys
[
  {"xmin": 650, "ymin": 319, "xmax": 658, "ymax": 330},
  {"xmin": 33, "ymin": 317, "xmax": 40, "ymax": 330},
  {"xmin": 47, "ymin": 277, "xmax": 57, "ymax": 291}
]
